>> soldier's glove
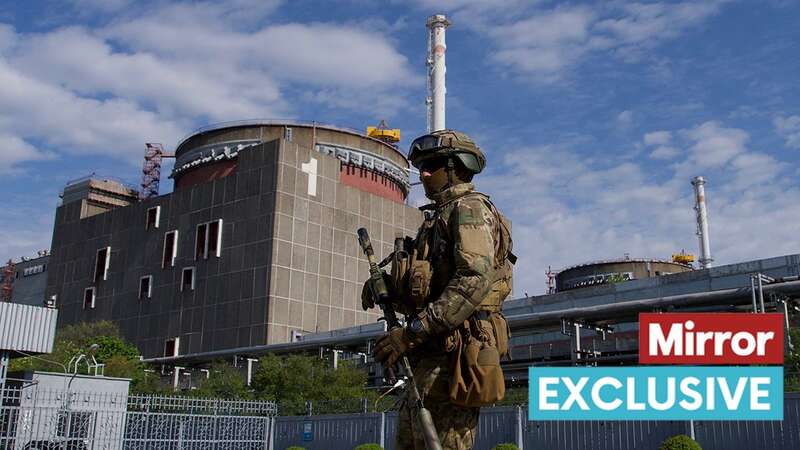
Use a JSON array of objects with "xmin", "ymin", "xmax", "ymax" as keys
[
  {"xmin": 360, "ymin": 271, "xmax": 393, "ymax": 311},
  {"xmin": 373, "ymin": 327, "xmax": 413, "ymax": 367},
  {"xmin": 361, "ymin": 279, "xmax": 375, "ymax": 311}
]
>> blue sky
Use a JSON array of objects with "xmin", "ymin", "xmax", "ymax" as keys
[{"xmin": 1, "ymin": 0, "xmax": 799, "ymax": 296}]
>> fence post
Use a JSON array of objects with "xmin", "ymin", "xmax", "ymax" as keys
[
  {"xmin": 266, "ymin": 416, "xmax": 275, "ymax": 450},
  {"xmin": 516, "ymin": 405, "xmax": 524, "ymax": 450},
  {"xmin": 379, "ymin": 412, "xmax": 386, "ymax": 449},
  {"xmin": 687, "ymin": 419, "xmax": 696, "ymax": 440},
  {"xmin": 178, "ymin": 419, "xmax": 185, "ymax": 450}
]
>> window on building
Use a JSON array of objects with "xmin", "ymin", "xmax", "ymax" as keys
[
  {"xmin": 208, "ymin": 219, "xmax": 221, "ymax": 257},
  {"xmin": 146, "ymin": 206, "xmax": 161, "ymax": 230},
  {"xmin": 83, "ymin": 287, "xmax": 96, "ymax": 309},
  {"xmin": 284, "ymin": 127, "xmax": 293, "ymax": 141},
  {"xmin": 195, "ymin": 219, "xmax": 223, "ymax": 260},
  {"xmin": 94, "ymin": 247, "xmax": 110, "ymax": 282},
  {"xmin": 23, "ymin": 264, "xmax": 45, "ymax": 277},
  {"xmin": 195, "ymin": 223, "xmax": 207, "ymax": 260},
  {"xmin": 162, "ymin": 230, "xmax": 178, "ymax": 268},
  {"xmin": 139, "ymin": 275, "xmax": 153, "ymax": 299},
  {"xmin": 181, "ymin": 267, "xmax": 195, "ymax": 291},
  {"xmin": 164, "ymin": 337, "xmax": 180, "ymax": 357}
]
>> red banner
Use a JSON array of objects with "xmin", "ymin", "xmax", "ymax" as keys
[{"xmin": 639, "ymin": 313, "xmax": 784, "ymax": 364}]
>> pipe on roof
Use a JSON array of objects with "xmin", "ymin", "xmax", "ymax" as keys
[
  {"xmin": 508, "ymin": 279, "xmax": 800, "ymax": 330},
  {"xmin": 143, "ymin": 279, "xmax": 800, "ymax": 365},
  {"xmin": 143, "ymin": 325, "xmax": 387, "ymax": 365}
]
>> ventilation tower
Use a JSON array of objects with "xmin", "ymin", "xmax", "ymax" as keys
[{"xmin": 426, "ymin": 14, "xmax": 450, "ymax": 133}]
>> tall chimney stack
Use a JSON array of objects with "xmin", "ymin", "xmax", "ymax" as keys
[
  {"xmin": 426, "ymin": 14, "xmax": 450, "ymax": 133},
  {"xmin": 691, "ymin": 176, "xmax": 713, "ymax": 269}
]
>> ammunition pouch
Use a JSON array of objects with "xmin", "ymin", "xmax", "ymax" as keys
[
  {"xmin": 389, "ymin": 237, "xmax": 411, "ymax": 298},
  {"xmin": 447, "ymin": 311, "xmax": 508, "ymax": 407},
  {"xmin": 408, "ymin": 259, "xmax": 432, "ymax": 308}
]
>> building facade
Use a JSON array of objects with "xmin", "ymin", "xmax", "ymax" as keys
[
  {"xmin": 46, "ymin": 122, "xmax": 422, "ymax": 358},
  {"xmin": 1, "ymin": 254, "xmax": 50, "ymax": 307},
  {"xmin": 555, "ymin": 258, "xmax": 692, "ymax": 292}
]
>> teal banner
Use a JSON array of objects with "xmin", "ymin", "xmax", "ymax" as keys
[{"xmin": 529, "ymin": 366, "xmax": 783, "ymax": 421}]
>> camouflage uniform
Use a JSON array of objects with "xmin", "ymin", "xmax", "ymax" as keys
[{"xmin": 396, "ymin": 182, "xmax": 513, "ymax": 450}]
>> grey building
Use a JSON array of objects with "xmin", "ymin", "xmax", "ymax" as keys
[
  {"xmin": 1, "ymin": 254, "xmax": 50, "ymax": 307},
  {"xmin": 46, "ymin": 121, "xmax": 421, "ymax": 359},
  {"xmin": 555, "ymin": 257, "xmax": 693, "ymax": 292}
]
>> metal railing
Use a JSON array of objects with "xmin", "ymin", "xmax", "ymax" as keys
[
  {"xmin": 2, "ymin": 384, "xmax": 798, "ymax": 449},
  {"xmin": 175, "ymin": 119, "xmax": 394, "ymax": 151},
  {"xmin": 0, "ymin": 385, "xmax": 277, "ymax": 450},
  {"xmin": 127, "ymin": 393, "xmax": 277, "ymax": 415}
]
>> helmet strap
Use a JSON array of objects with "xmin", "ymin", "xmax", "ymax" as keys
[{"xmin": 446, "ymin": 157, "xmax": 456, "ymax": 189}]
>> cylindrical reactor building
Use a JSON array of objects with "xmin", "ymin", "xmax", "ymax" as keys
[
  {"xmin": 172, "ymin": 121, "xmax": 411, "ymax": 203},
  {"xmin": 556, "ymin": 258, "xmax": 693, "ymax": 292},
  {"xmin": 48, "ymin": 119, "xmax": 423, "ymax": 358}
]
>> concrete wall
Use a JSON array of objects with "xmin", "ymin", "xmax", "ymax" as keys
[
  {"xmin": 556, "ymin": 260, "xmax": 692, "ymax": 292},
  {"xmin": 47, "ymin": 140, "xmax": 281, "ymax": 357},
  {"xmin": 264, "ymin": 138, "xmax": 420, "ymax": 343},
  {"xmin": 2, "ymin": 256, "xmax": 49, "ymax": 307},
  {"xmin": 48, "ymin": 131, "xmax": 423, "ymax": 357}
]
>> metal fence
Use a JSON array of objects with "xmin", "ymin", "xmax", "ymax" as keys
[
  {"xmin": 1, "ymin": 386, "xmax": 798, "ymax": 450},
  {"xmin": 281, "ymin": 395, "xmax": 800, "ymax": 450},
  {"xmin": 0, "ymin": 385, "xmax": 277, "ymax": 450}
]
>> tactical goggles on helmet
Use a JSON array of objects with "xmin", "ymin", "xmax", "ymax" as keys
[
  {"xmin": 417, "ymin": 156, "xmax": 449, "ymax": 173},
  {"xmin": 408, "ymin": 134, "xmax": 460, "ymax": 168}
]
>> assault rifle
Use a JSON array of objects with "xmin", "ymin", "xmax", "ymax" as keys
[{"xmin": 357, "ymin": 228, "xmax": 442, "ymax": 450}]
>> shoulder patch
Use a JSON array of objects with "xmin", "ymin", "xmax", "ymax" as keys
[{"xmin": 454, "ymin": 197, "xmax": 492, "ymax": 227}]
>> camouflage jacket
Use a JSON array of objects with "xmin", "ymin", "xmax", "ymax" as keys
[{"xmin": 405, "ymin": 182, "xmax": 513, "ymax": 346}]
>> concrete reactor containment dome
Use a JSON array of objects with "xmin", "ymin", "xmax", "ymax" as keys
[
  {"xmin": 172, "ymin": 120, "xmax": 411, "ymax": 203},
  {"xmin": 47, "ymin": 117, "xmax": 423, "ymax": 358},
  {"xmin": 556, "ymin": 258, "xmax": 693, "ymax": 292}
]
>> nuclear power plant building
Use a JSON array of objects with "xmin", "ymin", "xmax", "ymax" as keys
[{"xmin": 45, "ymin": 122, "xmax": 422, "ymax": 359}]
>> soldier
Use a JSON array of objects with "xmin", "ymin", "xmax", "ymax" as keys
[{"xmin": 363, "ymin": 130, "xmax": 515, "ymax": 450}]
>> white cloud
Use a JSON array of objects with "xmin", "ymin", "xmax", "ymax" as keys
[
  {"xmin": 773, "ymin": 115, "xmax": 800, "ymax": 149},
  {"xmin": 101, "ymin": 3, "xmax": 418, "ymax": 91},
  {"xmin": 69, "ymin": 0, "xmax": 134, "ymax": 13},
  {"xmin": 683, "ymin": 120, "xmax": 749, "ymax": 169},
  {"xmin": 10, "ymin": 27, "xmax": 285, "ymax": 122},
  {"xmin": 0, "ymin": 1, "xmax": 419, "ymax": 169},
  {"xmin": 479, "ymin": 119, "xmax": 799, "ymax": 296},
  {"xmin": 0, "ymin": 133, "xmax": 56, "ymax": 174},
  {"xmin": 616, "ymin": 110, "xmax": 634, "ymax": 129},
  {"xmin": 0, "ymin": 197, "xmax": 57, "ymax": 264},
  {"xmin": 433, "ymin": 1, "xmax": 728, "ymax": 82},
  {"xmin": 644, "ymin": 130, "xmax": 678, "ymax": 159},
  {"xmin": 649, "ymin": 146, "xmax": 680, "ymax": 160},
  {"xmin": 595, "ymin": 1, "xmax": 724, "ymax": 46},
  {"xmin": 488, "ymin": 6, "xmax": 595, "ymax": 81},
  {"xmin": 644, "ymin": 130, "xmax": 671, "ymax": 146},
  {"xmin": 0, "ymin": 58, "xmax": 186, "ymax": 165}
]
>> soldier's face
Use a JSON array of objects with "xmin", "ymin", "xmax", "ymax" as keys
[{"xmin": 419, "ymin": 158, "xmax": 450, "ymax": 197}]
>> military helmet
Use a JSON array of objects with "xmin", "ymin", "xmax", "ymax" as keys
[{"xmin": 408, "ymin": 129, "xmax": 486, "ymax": 174}]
